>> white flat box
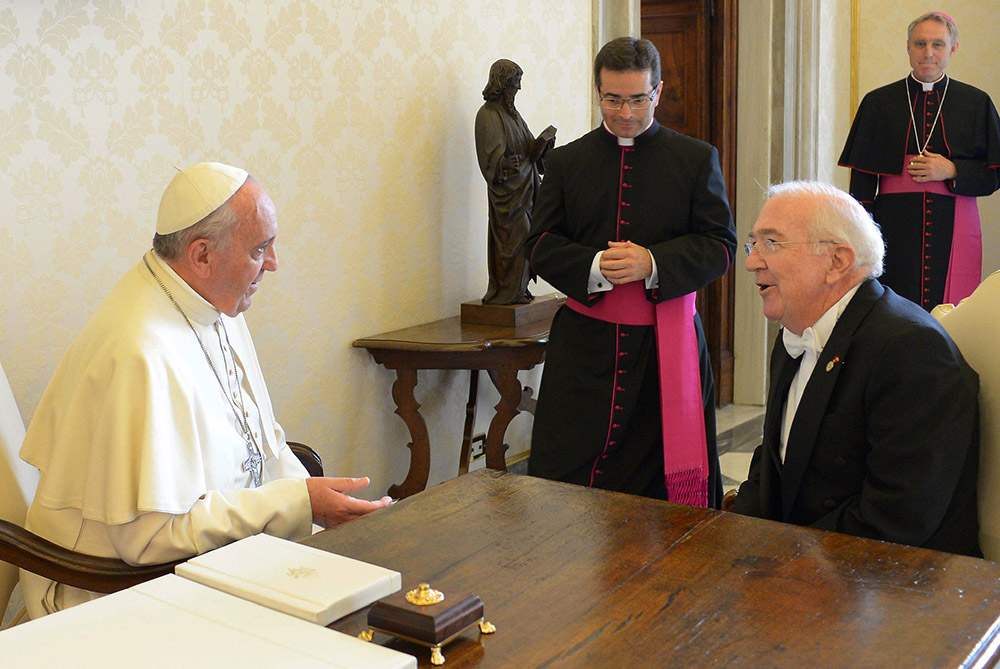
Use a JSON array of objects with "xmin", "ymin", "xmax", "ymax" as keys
[
  {"xmin": 0, "ymin": 574, "xmax": 414, "ymax": 669},
  {"xmin": 175, "ymin": 533, "xmax": 401, "ymax": 625}
]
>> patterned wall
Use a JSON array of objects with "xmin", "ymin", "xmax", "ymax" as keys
[{"xmin": 0, "ymin": 1, "xmax": 592, "ymax": 496}]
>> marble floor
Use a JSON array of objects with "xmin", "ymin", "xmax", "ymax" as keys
[{"xmin": 715, "ymin": 404, "xmax": 765, "ymax": 493}]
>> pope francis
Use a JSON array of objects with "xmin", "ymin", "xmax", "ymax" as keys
[{"xmin": 18, "ymin": 163, "xmax": 392, "ymax": 617}]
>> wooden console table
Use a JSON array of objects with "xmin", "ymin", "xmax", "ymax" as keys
[{"xmin": 353, "ymin": 306, "xmax": 561, "ymax": 499}]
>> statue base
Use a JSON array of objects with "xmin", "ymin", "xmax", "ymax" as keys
[{"xmin": 461, "ymin": 293, "xmax": 563, "ymax": 327}]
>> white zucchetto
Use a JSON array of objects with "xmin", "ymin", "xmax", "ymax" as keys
[{"xmin": 156, "ymin": 162, "xmax": 249, "ymax": 235}]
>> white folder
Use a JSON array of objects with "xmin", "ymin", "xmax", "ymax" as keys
[
  {"xmin": 175, "ymin": 533, "xmax": 402, "ymax": 625},
  {"xmin": 0, "ymin": 574, "xmax": 414, "ymax": 668}
]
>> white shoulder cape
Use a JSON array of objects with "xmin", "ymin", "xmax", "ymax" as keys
[{"xmin": 21, "ymin": 252, "xmax": 300, "ymax": 525}]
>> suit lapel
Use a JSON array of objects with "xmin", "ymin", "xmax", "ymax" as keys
[
  {"xmin": 779, "ymin": 279, "xmax": 884, "ymax": 521},
  {"xmin": 765, "ymin": 344, "xmax": 800, "ymax": 469},
  {"xmin": 754, "ymin": 337, "xmax": 801, "ymax": 518}
]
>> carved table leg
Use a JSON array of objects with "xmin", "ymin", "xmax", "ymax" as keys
[
  {"xmin": 488, "ymin": 369, "xmax": 536, "ymax": 416},
  {"xmin": 387, "ymin": 367, "xmax": 431, "ymax": 499},
  {"xmin": 483, "ymin": 370, "xmax": 522, "ymax": 471},
  {"xmin": 458, "ymin": 370, "xmax": 479, "ymax": 475}
]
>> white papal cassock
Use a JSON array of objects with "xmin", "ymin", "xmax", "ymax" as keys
[{"xmin": 19, "ymin": 250, "xmax": 312, "ymax": 617}]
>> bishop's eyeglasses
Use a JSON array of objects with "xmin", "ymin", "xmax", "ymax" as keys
[{"xmin": 598, "ymin": 89, "xmax": 657, "ymax": 110}]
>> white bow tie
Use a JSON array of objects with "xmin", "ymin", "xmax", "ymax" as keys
[{"xmin": 782, "ymin": 327, "xmax": 817, "ymax": 359}]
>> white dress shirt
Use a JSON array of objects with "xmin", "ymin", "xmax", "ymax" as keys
[{"xmin": 780, "ymin": 283, "xmax": 862, "ymax": 461}]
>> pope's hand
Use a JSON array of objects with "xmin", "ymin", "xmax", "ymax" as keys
[{"xmin": 306, "ymin": 476, "xmax": 393, "ymax": 528}]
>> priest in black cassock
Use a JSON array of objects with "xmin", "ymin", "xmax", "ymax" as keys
[
  {"xmin": 525, "ymin": 37, "xmax": 736, "ymax": 508},
  {"xmin": 839, "ymin": 11, "xmax": 1000, "ymax": 311}
]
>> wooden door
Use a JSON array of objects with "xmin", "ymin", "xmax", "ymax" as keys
[{"xmin": 642, "ymin": 0, "xmax": 738, "ymax": 405}]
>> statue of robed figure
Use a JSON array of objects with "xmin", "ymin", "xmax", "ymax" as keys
[{"xmin": 475, "ymin": 59, "xmax": 556, "ymax": 305}]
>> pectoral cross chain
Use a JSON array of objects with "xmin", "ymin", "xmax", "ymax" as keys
[{"xmin": 145, "ymin": 256, "xmax": 265, "ymax": 490}]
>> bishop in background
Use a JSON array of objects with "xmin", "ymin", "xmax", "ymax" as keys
[
  {"xmin": 19, "ymin": 163, "xmax": 391, "ymax": 617},
  {"xmin": 839, "ymin": 11, "xmax": 1000, "ymax": 311}
]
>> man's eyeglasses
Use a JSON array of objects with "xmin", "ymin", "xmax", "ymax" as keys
[
  {"xmin": 598, "ymin": 90, "xmax": 657, "ymax": 110},
  {"xmin": 744, "ymin": 238, "xmax": 838, "ymax": 257}
]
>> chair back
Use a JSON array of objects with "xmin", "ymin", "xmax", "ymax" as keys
[
  {"xmin": 0, "ymin": 358, "xmax": 38, "ymax": 619},
  {"xmin": 933, "ymin": 274, "xmax": 1000, "ymax": 560}
]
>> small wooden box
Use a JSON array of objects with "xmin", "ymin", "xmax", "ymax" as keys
[
  {"xmin": 363, "ymin": 586, "xmax": 494, "ymax": 665},
  {"xmin": 368, "ymin": 590, "xmax": 484, "ymax": 646}
]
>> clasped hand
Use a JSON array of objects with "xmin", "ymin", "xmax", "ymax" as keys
[
  {"xmin": 306, "ymin": 476, "xmax": 393, "ymax": 528},
  {"xmin": 600, "ymin": 240, "xmax": 652, "ymax": 284},
  {"xmin": 907, "ymin": 151, "xmax": 957, "ymax": 183}
]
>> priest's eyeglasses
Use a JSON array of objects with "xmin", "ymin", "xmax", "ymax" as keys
[
  {"xmin": 744, "ymin": 238, "xmax": 837, "ymax": 256},
  {"xmin": 598, "ymin": 90, "xmax": 657, "ymax": 110}
]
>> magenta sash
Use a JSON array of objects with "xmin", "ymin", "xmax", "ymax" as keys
[
  {"xmin": 567, "ymin": 281, "xmax": 708, "ymax": 506},
  {"xmin": 880, "ymin": 156, "xmax": 982, "ymax": 303}
]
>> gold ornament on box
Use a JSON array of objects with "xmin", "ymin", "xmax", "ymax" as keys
[{"xmin": 406, "ymin": 583, "xmax": 444, "ymax": 605}]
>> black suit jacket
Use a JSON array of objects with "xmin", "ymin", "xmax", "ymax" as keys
[{"xmin": 735, "ymin": 279, "xmax": 981, "ymax": 556}]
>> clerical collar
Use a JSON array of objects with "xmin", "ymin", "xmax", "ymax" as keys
[
  {"xmin": 910, "ymin": 72, "xmax": 947, "ymax": 92},
  {"xmin": 602, "ymin": 118, "xmax": 657, "ymax": 146},
  {"xmin": 145, "ymin": 250, "xmax": 220, "ymax": 326}
]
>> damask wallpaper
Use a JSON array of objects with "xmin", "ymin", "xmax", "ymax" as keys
[{"xmin": 0, "ymin": 1, "xmax": 593, "ymax": 496}]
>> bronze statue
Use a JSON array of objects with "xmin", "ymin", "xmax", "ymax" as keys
[{"xmin": 475, "ymin": 59, "xmax": 555, "ymax": 305}]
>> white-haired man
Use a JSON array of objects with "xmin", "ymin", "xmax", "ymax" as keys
[
  {"xmin": 734, "ymin": 181, "xmax": 980, "ymax": 556},
  {"xmin": 20, "ymin": 163, "xmax": 392, "ymax": 617}
]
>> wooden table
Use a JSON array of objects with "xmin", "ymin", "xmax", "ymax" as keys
[
  {"xmin": 353, "ymin": 312, "xmax": 558, "ymax": 499},
  {"xmin": 307, "ymin": 470, "xmax": 1000, "ymax": 668}
]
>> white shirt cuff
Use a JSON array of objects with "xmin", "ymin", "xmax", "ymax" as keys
[
  {"xmin": 645, "ymin": 251, "xmax": 659, "ymax": 289},
  {"xmin": 588, "ymin": 250, "xmax": 659, "ymax": 292},
  {"xmin": 588, "ymin": 252, "xmax": 612, "ymax": 293}
]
